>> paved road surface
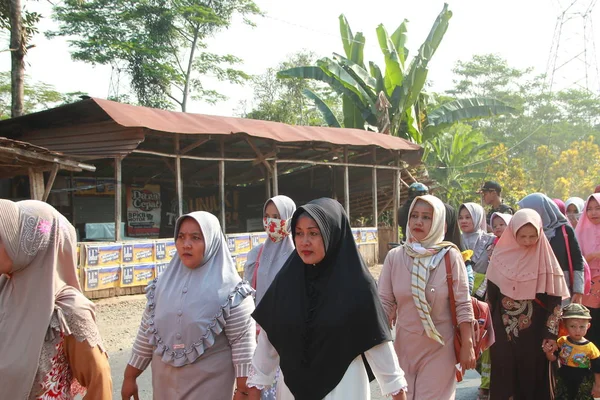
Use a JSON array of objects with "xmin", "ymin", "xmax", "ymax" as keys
[{"xmin": 110, "ymin": 348, "xmax": 480, "ymax": 399}]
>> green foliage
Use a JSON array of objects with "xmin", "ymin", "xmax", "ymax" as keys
[
  {"xmin": 48, "ymin": 0, "xmax": 261, "ymax": 110},
  {"xmin": 241, "ymin": 51, "xmax": 341, "ymax": 126},
  {"xmin": 0, "ymin": 72, "xmax": 86, "ymax": 119}
]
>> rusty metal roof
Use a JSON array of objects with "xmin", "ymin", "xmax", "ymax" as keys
[
  {"xmin": 0, "ymin": 98, "xmax": 422, "ymax": 163},
  {"xmin": 0, "ymin": 137, "xmax": 96, "ymax": 178}
]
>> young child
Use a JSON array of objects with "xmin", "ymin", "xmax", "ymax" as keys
[{"xmin": 545, "ymin": 303, "xmax": 600, "ymax": 399}]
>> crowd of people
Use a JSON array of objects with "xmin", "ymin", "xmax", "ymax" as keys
[{"xmin": 3, "ymin": 181, "xmax": 600, "ymax": 399}]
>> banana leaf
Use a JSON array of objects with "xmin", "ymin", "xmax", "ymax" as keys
[
  {"xmin": 390, "ymin": 19, "xmax": 409, "ymax": 66},
  {"xmin": 278, "ymin": 66, "xmax": 376, "ymax": 125},
  {"xmin": 343, "ymin": 95, "xmax": 365, "ymax": 129},
  {"xmin": 333, "ymin": 53, "xmax": 377, "ymax": 90},
  {"xmin": 376, "ymin": 24, "xmax": 404, "ymax": 96},
  {"xmin": 369, "ymin": 62, "xmax": 386, "ymax": 97},
  {"xmin": 350, "ymin": 32, "xmax": 366, "ymax": 68},
  {"xmin": 302, "ymin": 88, "xmax": 341, "ymax": 128},
  {"xmin": 339, "ymin": 14, "xmax": 354, "ymax": 59},
  {"xmin": 426, "ymin": 97, "xmax": 518, "ymax": 127}
]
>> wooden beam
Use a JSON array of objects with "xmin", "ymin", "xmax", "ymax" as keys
[
  {"xmin": 161, "ymin": 159, "xmax": 176, "ymax": 176},
  {"xmin": 252, "ymin": 150, "xmax": 277, "ymax": 166},
  {"xmin": 372, "ymin": 148, "xmax": 378, "ymax": 227},
  {"xmin": 114, "ymin": 157, "xmax": 123, "ymax": 241},
  {"xmin": 219, "ymin": 140, "xmax": 226, "ymax": 232},
  {"xmin": 275, "ymin": 159, "xmax": 406, "ymax": 171},
  {"xmin": 180, "ymin": 138, "xmax": 210, "ymax": 154},
  {"xmin": 1, "ymin": 146, "xmax": 95, "ymax": 172},
  {"xmin": 245, "ymin": 137, "xmax": 273, "ymax": 174},
  {"xmin": 42, "ymin": 164, "xmax": 60, "ymax": 202},
  {"xmin": 344, "ymin": 147, "xmax": 350, "ymax": 216},
  {"xmin": 132, "ymin": 149, "xmax": 263, "ymax": 163},
  {"xmin": 28, "ymin": 168, "xmax": 45, "ymax": 200},
  {"xmin": 175, "ymin": 135, "xmax": 183, "ymax": 217}
]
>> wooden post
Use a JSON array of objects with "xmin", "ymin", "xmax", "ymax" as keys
[
  {"xmin": 265, "ymin": 167, "xmax": 272, "ymax": 200},
  {"xmin": 175, "ymin": 134, "xmax": 183, "ymax": 217},
  {"xmin": 28, "ymin": 168, "xmax": 44, "ymax": 200},
  {"xmin": 272, "ymin": 161, "xmax": 279, "ymax": 196},
  {"xmin": 343, "ymin": 147, "xmax": 350, "ymax": 216},
  {"xmin": 392, "ymin": 153, "xmax": 400, "ymax": 242},
  {"xmin": 42, "ymin": 164, "xmax": 60, "ymax": 202},
  {"xmin": 372, "ymin": 148, "xmax": 378, "ymax": 227},
  {"xmin": 114, "ymin": 157, "xmax": 123, "ymax": 241},
  {"xmin": 219, "ymin": 140, "xmax": 226, "ymax": 232}
]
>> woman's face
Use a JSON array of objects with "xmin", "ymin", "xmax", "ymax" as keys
[
  {"xmin": 409, "ymin": 200, "xmax": 434, "ymax": 242},
  {"xmin": 458, "ymin": 207, "xmax": 475, "ymax": 233},
  {"xmin": 515, "ymin": 223, "xmax": 539, "ymax": 247},
  {"xmin": 586, "ymin": 197, "xmax": 600, "ymax": 225},
  {"xmin": 176, "ymin": 218, "xmax": 206, "ymax": 269},
  {"xmin": 567, "ymin": 204, "xmax": 580, "ymax": 227},
  {"xmin": 294, "ymin": 214, "xmax": 326, "ymax": 265},
  {"xmin": 264, "ymin": 201, "xmax": 281, "ymax": 219},
  {"xmin": 0, "ymin": 238, "xmax": 13, "ymax": 275},
  {"xmin": 492, "ymin": 217, "xmax": 507, "ymax": 238}
]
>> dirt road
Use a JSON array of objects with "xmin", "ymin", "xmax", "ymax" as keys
[{"xmin": 96, "ymin": 266, "xmax": 479, "ymax": 399}]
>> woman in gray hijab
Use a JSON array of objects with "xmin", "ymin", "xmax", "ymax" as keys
[
  {"xmin": 519, "ymin": 193, "xmax": 584, "ymax": 303},
  {"xmin": 121, "ymin": 211, "xmax": 256, "ymax": 400}
]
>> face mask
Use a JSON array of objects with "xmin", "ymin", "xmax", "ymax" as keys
[{"xmin": 263, "ymin": 217, "xmax": 290, "ymax": 243}]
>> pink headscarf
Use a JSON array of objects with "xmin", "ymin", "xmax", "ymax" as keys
[
  {"xmin": 487, "ymin": 209, "xmax": 570, "ymax": 301},
  {"xmin": 575, "ymin": 193, "xmax": 600, "ymax": 275},
  {"xmin": 553, "ymin": 199, "xmax": 566, "ymax": 216}
]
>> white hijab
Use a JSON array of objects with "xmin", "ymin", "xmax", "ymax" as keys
[
  {"xmin": 461, "ymin": 202, "xmax": 495, "ymax": 273},
  {"xmin": 252, "ymin": 195, "xmax": 296, "ymax": 304},
  {"xmin": 147, "ymin": 211, "xmax": 252, "ymax": 367}
]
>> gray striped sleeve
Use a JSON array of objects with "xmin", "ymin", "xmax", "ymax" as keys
[
  {"xmin": 128, "ymin": 307, "xmax": 154, "ymax": 371},
  {"xmin": 224, "ymin": 295, "xmax": 257, "ymax": 377}
]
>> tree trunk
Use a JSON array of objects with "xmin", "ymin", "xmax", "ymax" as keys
[{"xmin": 9, "ymin": 0, "xmax": 24, "ymax": 118}]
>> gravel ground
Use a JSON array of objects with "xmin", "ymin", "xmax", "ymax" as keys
[{"xmin": 97, "ymin": 266, "xmax": 479, "ymax": 399}]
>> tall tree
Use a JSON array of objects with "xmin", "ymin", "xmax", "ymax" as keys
[
  {"xmin": 0, "ymin": 0, "xmax": 41, "ymax": 117},
  {"xmin": 48, "ymin": 0, "xmax": 261, "ymax": 110}
]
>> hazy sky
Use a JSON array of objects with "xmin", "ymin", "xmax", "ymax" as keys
[{"xmin": 2, "ymin": 0, "xmax": 598, "ymax": 116}]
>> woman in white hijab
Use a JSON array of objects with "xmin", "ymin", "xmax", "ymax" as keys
[
  {"xmin": 459, "ymin": 202, "xmax": 496, "ymax": 299},
  {"xmin": 243, "ymin": 195, "xmax": 295, "ymax": 400},
  {"xmin": 122, "ymin": 211, "xmax": 256, "ymax": 400},
  {"xmin": 244, "ymin": 195, "xmax": 296, "ymax": 305}
]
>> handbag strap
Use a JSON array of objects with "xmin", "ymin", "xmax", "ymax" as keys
[
  {"xmin": 562, "ymin": 225, "xmax": 574, "ymax": 290},
  {"xmin": 251, "ymin": 245, "xmax": 265, "ymax": 290},
  {"xmin": 444, "ymin": 251, "xmax": 459, "ymax": 328}
]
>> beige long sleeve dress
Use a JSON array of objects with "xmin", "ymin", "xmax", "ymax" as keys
[{"xmin": 378, "ymin": 246, "xmax": 474, "ymax": 400}]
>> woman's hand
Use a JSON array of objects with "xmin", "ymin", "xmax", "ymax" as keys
[
  {"xmin": 120, "ymin": 376, "xmax": 139, "ymax": 400},
  {"xmin": 459, "ymin": 340, "xmax": 476, "ymax": 370},
  {"xmin": 245, "ymin": 387, "xmax": 261, "ymax": 400},
  {"xmin": 592, "ymin": 381, "xmax": 600, "ymax": 398},
  {"xmin": 572, "ymin": 293, "xmax": 583, "ymax": 304},
  {"xmin": 392, "ymin": 390, "xmax": 407, "ymax": 400}
]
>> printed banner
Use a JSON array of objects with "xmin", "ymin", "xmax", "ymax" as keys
[
  {"xmin": 234, "ymin": 235, "xmax": 251, "ymax": 255},
  {"xmin": 72, "ymin": 177, "xmax": 115, "ymax": 196},
  {"xmin": 235, "ymin": 253, "xmax": 247, "ymax": 273},
  {"xmin": 84, "ymin": 266, "xmax": 121, "ymax": 291},
  {"xmin": 155, "ymin": 240, "xmax": 176, "ymax": 262},
  {"xmin": 251, "ymin": 232, "xmax": 267, "ymax": 248},
  {"xmin": 155, "ymin": 262, "xmax": 169, "ymax": 277},
  {"xmin": 121, "ymin": 264, "xmax": 155, "ymax": 287},
  {"xmin": 364, "ymin": 228, "xmax": 378, "ymax": 243},
  {"xmin": 126, "ymin": 184, "xmax": 162, "ymax": 238},
  {"xmin": 84, "ymin": 244, "xmax": 122, "ymax": 267}
]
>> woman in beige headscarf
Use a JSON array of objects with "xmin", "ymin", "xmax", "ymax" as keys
[
  {"xmin": 378, "ymin": 195, "xmax": 475, "ymax": 400},
  {"xmin": 0, "ymin": 199, "xmax": 112, "ymax": 400}
]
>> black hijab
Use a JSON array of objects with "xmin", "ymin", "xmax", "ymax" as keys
[
  {"xmin": 444, "ymin": 203, "xmax": 464, "ymax": 250},
  {"xmin": 252, "ymin": 198, "xmax": 391, "ymax": 400}
]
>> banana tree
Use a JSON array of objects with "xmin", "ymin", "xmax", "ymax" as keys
[{"xmin": 279, "ymin": 4, "xmax": 518, "ymax": 143}]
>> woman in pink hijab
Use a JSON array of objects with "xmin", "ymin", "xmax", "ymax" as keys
[
  {"xmin": 575, "ymin": 193, "xmax": 600, "ymax": 347},
  {"xmin": 0, "ymin": 199, "xmax": 112, "ymax": 399},
  {"xmin": 486, "ymin": 209, "xmax": 570, "ymax": 400}
]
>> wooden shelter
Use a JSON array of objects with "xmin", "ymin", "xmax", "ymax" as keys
[
  {"xmin": 0, "ymin": 136, "xmax": 95, "ymax": 201},
  {"xmin": 0, "ymin": 98, "xmax": 425, "ymax": 247}
]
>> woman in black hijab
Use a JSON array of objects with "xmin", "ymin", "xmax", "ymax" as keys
[{"xmin": 247, "ymin": 198, "xmax": 407, "ymax": 400}]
